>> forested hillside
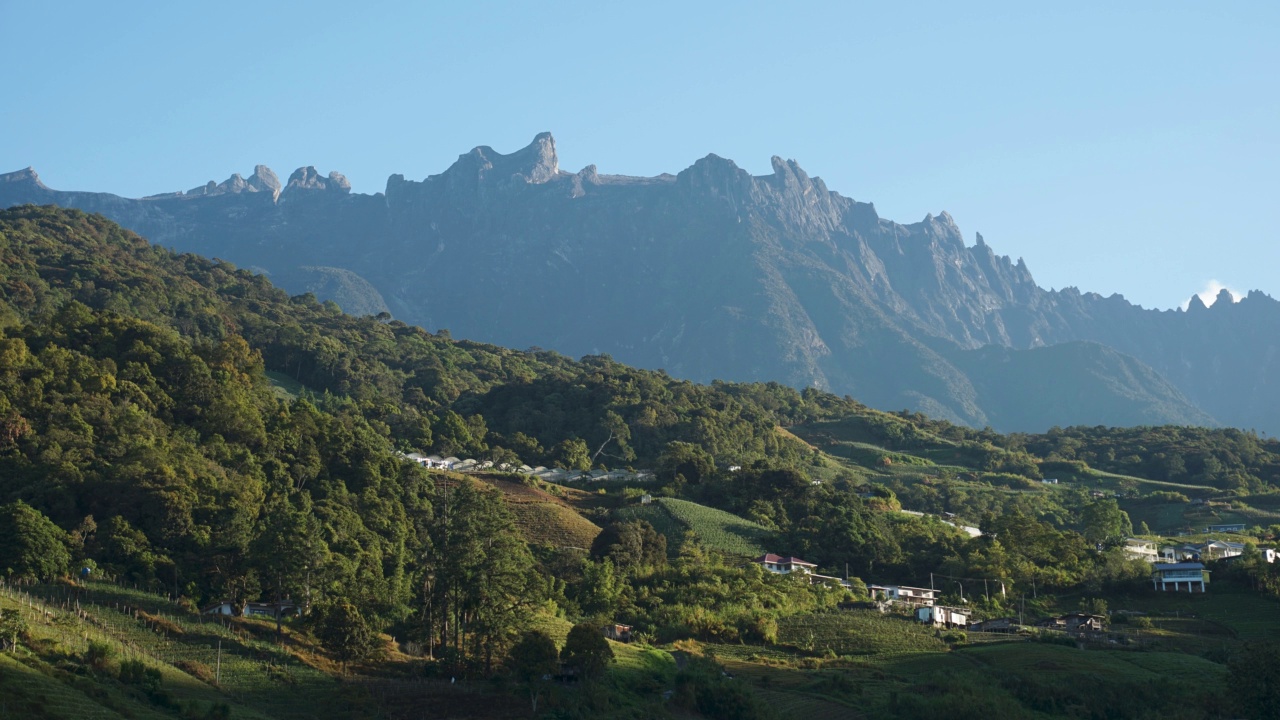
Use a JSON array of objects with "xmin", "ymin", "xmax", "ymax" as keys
[{"xmin": 6, "ymin": 206, "xmax": 1280, "ymax": 718}]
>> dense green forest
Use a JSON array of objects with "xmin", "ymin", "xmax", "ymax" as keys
[{"xmin": 5, "ymin": 206, "xmax": 1280, "ymax": 718}]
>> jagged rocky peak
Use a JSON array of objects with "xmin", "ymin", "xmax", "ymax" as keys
[
  {"xmin": 1, "ymin": 167, "xmax": 46, "ymax": 188},
  {"xmin": 677, "ymin": 153, "xmax": 752, "ymax": 191},
  {"xmin": 913, "ymin": 210, "xmax": 967, "ymax": 250},
  {"xmin": 446, "ymin": 131, "xmax": 561, "ymax": 185},
  {"xmin": 1187, "ymin": 293, "xmax": 1209, "ymax": 312},
  {"xmin": 1211, "ymin": 288, "xmax": 1236, "ymax": 308},
  {"xmin": 248, "ymin": 165, "xmax": 281, "ymax": 194},
  {"xmin": 285, "ymin": 167, "xmax": 351, "ymax": 193},
  {"xmin": 182, "ymin": 166, "xmax": 282, "ymax": 198}
]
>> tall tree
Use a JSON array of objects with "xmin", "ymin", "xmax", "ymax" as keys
[
  {"xmin": 0, "ymin": 501, "xmax": 71, "ymax": 581},
  {"xmin": 422, "ymin": 480, "xmax": 541, "ymax": 671},
  {"xmin": 251, "ymin": 493, "xmax": 330, "ymax": 636},
  {"xmin": 508, "ymin": 630, "xmax": 559, "ymax": 713},
  {"xmin": 560, "ymin": 622, "xmax": 613, "ymax": 681}
]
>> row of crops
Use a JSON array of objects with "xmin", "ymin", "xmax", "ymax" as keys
[
  {"xmin": 777, "ymin": 611, "xmax": 947, "ymax": 657},
  {"xmin": 618, "ymin": 497, "xmax": 772, "ymax": 557}
]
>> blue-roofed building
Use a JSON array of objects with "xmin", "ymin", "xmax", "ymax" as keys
[{"xmin": 1152, "ymin": 562, "xmax": 1207, "ymax": 592}]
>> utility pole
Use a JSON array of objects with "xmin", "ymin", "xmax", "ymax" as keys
[{"xmin": 216, "ymin": 640, "xmax": 222, "ymax": 685}]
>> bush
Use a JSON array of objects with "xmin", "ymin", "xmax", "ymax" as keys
[
  {"xmin": 119, "ymin": 658, "xmax": 163, "ymax": 695},
  {"xmin": 941, "ymin": 630, "xmax": 966, "ymax": 645},
  {"xmin": 85, "ymin": 640, "xmax": 116, "ymax": 669}
]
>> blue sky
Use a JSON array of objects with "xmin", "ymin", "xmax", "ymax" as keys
[{"xmin": 3, "ymin": 1, "xmax": 1276, "ymax": 310}]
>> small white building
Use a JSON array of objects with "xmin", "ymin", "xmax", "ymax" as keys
[
  {"xmin": 917, "ymin": 605, "xmax": 968, "ymax": 628},
  {"xmin": 1123, "ymin": 538, "xmax": 1161, "ymax": 563},
  {"xmin": 1200, "ymin": 540, "xmax": 1245, "ymax": 561},
  {"xmin": 867, "ymin": 584, "xmax": 938, "ymax": 607}
]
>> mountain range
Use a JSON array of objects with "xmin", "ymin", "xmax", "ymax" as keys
[{"xmin": 4, "ymin": 133, "xmax": 1277, "ymax": 433}]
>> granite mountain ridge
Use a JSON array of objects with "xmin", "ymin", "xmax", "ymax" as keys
[{"xmin": 4, "ymin": 133, "xmax": 1276, "ymax": 432}]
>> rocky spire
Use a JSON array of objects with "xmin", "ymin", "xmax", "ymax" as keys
[{"xmin": 284, "ymin": 167, "xmax": 352, "ymax": 194}]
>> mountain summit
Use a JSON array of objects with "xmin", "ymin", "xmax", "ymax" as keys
[{"xmin": 4, "ymin": 134, "xmax": 1277, "ymax": 432}]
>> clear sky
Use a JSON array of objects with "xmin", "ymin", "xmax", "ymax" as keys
[{"xmin": 3, "ymin": 1, "xmax": 1276, "ymax": 310}]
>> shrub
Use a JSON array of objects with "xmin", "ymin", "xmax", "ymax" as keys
[
  {"xmin": 119, "ymin": 658, "xmax": 163, "ymax": 695},
  {"xmin": 85, "ymin": 640, "xmax": 116, "ymax": 669}
]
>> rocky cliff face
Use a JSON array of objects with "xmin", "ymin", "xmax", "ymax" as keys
[{"xmin": 4, "ymin": 135, "xmax": 1275, "ymax": 432}]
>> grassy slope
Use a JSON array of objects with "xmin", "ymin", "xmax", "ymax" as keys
[
  {"xmin": 617, "ymin": 497, "xmax": 771, "ymax": 557},
  {"xmin": 0, "ymin": 582, "xmax": 290, "ymax": 720},
  {"xmin": 470, "ymin": 473, "xmax": 604, "ymax": 549},
  {"xmin": 706, "ymin": 608, "xmax": 1237, "ymax": 719}
]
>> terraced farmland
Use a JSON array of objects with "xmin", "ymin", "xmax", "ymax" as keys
[
  {"xmin": 619, "ymin": 497, "xmax": 771, "ymax": 557},
  {"xmin": 777, "ymin": 611, "xmax": 947, "ymax": 657}
]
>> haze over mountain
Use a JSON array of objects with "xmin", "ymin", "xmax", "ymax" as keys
[{"xmin": 4, "ymin": 133, "xmax": 1277, "ymax": 433}]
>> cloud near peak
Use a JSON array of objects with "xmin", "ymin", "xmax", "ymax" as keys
[{"xmin": 1181, "ymin": 279, "xmax": 1244, "ymax": 310}]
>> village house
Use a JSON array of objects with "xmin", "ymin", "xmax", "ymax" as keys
[
  {"xmin": 917, "ymin": 605, "xmax": 968, "ymax": 628},
  {"xmin": 1123, "ymin": 538, "xmax": 1161, "ymax": 563},
  {"xmin": 602, "ymin": 623, "xmax": 633, "ymax": 642},
  {"xmin": 201, "ymin": 600, "xmax": 299, "ymax": 619},
  {"xmin": 968, "ymin": 617, "xmax": 1019, "ymax": 633},
  {"xmin": 1200, "ymin": 540, "xmax": 1245, "ymax": 561},
  {"xmin": 1035, "ymin": 612, "xmax": 1105, "ymax": 633},
  {"xmin": 1152, "ymin": 562, "xmax": 1207, "ymax": 592},
  {"xmin": 1161, "ymin": 543, "xmax": 1202, "ymax": 562},
  {"xmin": 1206, "ymin": 523, "xmax": 1246, "ymax": 533},
  {"xmin": 1161, "ymin": 540, "xmax": 1245, "ymax": 563},
  {"xmin": 867, "ymin": 584, "xmax": 938, "ymax": 608},
  {"xmin": 753, "ymin": 554, "xmax": 851, "ymax": 588},
  {"xmin": 201, "ymin": 600, "xmax": 236, "ymax": 616},
  {"xmin": 753, "ymin": 553, "xmax": 818, "ymax": 576},
  {"xmin": 244, "ymin": 601, "xmax": 299, "ymax": 620}
]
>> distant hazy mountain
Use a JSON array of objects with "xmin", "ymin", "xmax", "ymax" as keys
[{"xmin": 4, "ymin": 134, "xmax": 1275, "ymax": 432}]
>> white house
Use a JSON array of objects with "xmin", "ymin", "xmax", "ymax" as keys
[
  {"xmin": 1123, "ymin": 538, "xmax": 1161, "ymax": 563},
  {"xmin": 1200, "ymin": 540, "xmax": 1245, "ymax": 561},
  {"xmin": 917, "ymin": 605, "xmax": 968, "ymax": 628},
  {"xmin": 868, "ymin": 584, "xmax": 938, "ymax": 607},
  {"xmin": 1152, "ymin": 562, "xmax": 1207, "ymax": 592},
  {"xmin": 753, "ymin": 553, "xmax": 818, "ymax": 575}
]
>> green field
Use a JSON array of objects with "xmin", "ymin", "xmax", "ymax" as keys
[
  {"xmin": 777, "ymin": 611, "xmax": 947, "ymax": 656},
  {"xmin": 618, "ymin": 497, "xmax": 772, "ymax": 557}
]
